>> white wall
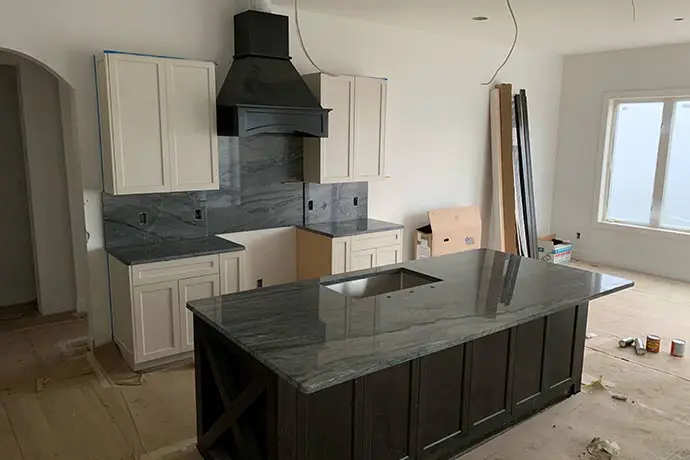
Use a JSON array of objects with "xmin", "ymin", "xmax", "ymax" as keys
[
  {"xmin": 18, "ymin": 59, "xmax": 77, "ymax": 315},
  {"xmin": 59, "ymin": 81, "xmax": 90, "ymax": 315},
  {"xmin": 219, "ymin": 228, "xmax": 297, "ymax": 289},
  {"xmin": 552, "ymin": 42, "xmax": 690, "ymax": 282},
  {"xmin": 0, "ymin": 1, "xmax": 563, "ymax": 344},
  {"xmin": 0, "ymin": 53, "xmax": 77, "ymax": 315},
  {"xmin": 0, "ymin": 65, "xmax": 36, "ymax": 306},
  {"xmin": 278, "ymin": 8, "xmax": 564, "ymax": 258}
]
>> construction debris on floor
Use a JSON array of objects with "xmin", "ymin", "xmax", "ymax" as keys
[{"xmin": 0, "ymin": 260, "xmax": 689, "ymax": 459}]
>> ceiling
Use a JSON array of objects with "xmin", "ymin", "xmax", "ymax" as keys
[{"xmin": 274, "ymin": 0, "xmax": 690, "ymax": 54}]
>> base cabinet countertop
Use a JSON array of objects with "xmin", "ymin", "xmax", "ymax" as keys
[
  {"xmin": 106, "ymin": 236, "xmax": 245, "ymax": 266},
  {"xmin": 297, "ymin": 219, "xmax": 404, "ymax": 279},
  {"xmin": 188, "ymin": 249, "xmax": 633, "ymax": 460}
]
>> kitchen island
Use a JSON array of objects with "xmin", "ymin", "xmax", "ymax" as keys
[{"xmin": 187, "ymin": 249, "xmax": 633, "ymax": 460}]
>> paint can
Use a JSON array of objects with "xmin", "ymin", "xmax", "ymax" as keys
[
  {"xmin": 634, "ymin": 338, "xmax": 646, "ymax": 356},
  {"xmin": 618, "ymin": 337, "xmax": 636, "ymax": 348},
  {"xmin": 646, "ymin": 335, "xmax": 661, "ymax": 353},
  {"xmin": 671, "ymin": 339, "xmax": 686, "ymax": 358}
]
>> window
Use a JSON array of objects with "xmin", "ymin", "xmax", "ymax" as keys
[{"xmin": 601, "ymin": 95, "xmax": 690, "ymax": 232}]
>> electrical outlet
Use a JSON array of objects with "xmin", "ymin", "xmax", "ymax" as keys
[
  {"xmin": 308, "ymin": 200, "xmax": 314, "ymax": 211},
  {"xmin": 353, "ymin": 197, "xmax": 359, "ymax": 206},
  {"xmin": 194, "ymin": 209, "xmax": 204, "ymax": 221},
  {"xmin": 138, "ymin": 212, "xmax": 148, "ymax": 226},
  {"xmin": 576, "ymin": 232, "xmax": 582, "ymax": 240},
  {"xmin": 256, "ymin": 278, "xmax": 264, "ymax": 288}
]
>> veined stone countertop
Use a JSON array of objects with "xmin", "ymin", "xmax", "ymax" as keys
[
  {"xmin": 106, "ymin": 236, "xmax": 245, "ymax": 265},
  {"xmin": 298, "ymin": 218, "xmax": 403, "ymax": 238},
  {"xmin": 187, "ymin": 249, "xmax": 633, "ymax": 394}
]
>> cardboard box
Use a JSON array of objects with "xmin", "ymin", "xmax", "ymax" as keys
[
  {"xmin": 414, "ymin": 207, "xmax": 482, "ymax": 260},
  {"xmin": 538, "ymin": 234, "xmax": 573, "ymax": 264}
]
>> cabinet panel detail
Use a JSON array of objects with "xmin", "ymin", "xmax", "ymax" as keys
[
  {"xmin": 418, "ymin": 345, "xmax": 465, "ymax": 452},
  {"xmin": 468, "ymin": 329, "xmax": 511, "ymax": 427}
]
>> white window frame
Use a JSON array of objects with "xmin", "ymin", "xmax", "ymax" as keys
[{"xmin": 597, "ymin": 89, "xmax": 690, "ymax": 237}]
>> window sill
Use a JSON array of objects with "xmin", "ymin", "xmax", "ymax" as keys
[{"xmin": 594, "ymin": 220, "xmax": 690, "ymax": 242}]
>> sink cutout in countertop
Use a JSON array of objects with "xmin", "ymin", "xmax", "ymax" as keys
[{"xmin": 322, "ymin": 268, "xmax": 442, "ymax": 299}]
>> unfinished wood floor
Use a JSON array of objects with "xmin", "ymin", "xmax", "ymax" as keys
[{"xmin": 1, "ymin": 260, "xmax": 689, "ymax": 459}]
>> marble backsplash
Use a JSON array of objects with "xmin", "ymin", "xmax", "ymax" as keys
[
  {"xmin": 103, "ymin": 135, "xmax": 368, "ymax": 247},
  {"xmin": 304, "ymin": 182, "xmax": 368, "ymax": 225}
]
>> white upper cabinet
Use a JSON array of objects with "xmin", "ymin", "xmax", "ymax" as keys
[
  {"xmin": 166, "ymin": 60, "xmax": 219, "ymax": 192},
  {"xmin": 303, "ymin": 73, "xmax": 387, "ymax": 184},
  {"xmin": 96, "ymin": 52, "xmax": 219, "ymax": 195},
  {"xmin": 353, "ymin": 76, "xmax": 387, "ymax": 181}
]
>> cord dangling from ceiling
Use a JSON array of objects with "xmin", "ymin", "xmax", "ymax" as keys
[
  {"xmin": 294, "ymin": 0, "xmax": 338, "ymax": 76},
  {"xmin": 631, "ymin": 0, "xmax": 637, "ymax": 22},
  {"xmin": 481, "ymin": 0, "xmax": 519, "ymax": 86}
]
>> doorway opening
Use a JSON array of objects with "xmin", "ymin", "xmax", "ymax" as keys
[
  {"xmin": 0, "ymin": 51, "xmax": 81, "ymax": 332},
  {"xmin": 0, "ymin": 64, "xmax": 37, "ymax": 322}
]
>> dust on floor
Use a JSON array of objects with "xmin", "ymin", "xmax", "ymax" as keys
[{"xmin": 1, "ymin": 260, "xmax": 690, "ymax": 459}]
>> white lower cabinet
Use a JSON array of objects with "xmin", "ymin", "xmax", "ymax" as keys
[
  {"xmin": 109, "ymin": 251, "xmax": 244, "ymax": 370},
  {"xmin": 178, "ymin": 274, "xmax": 220, "ymax": 353},
  {"xmin": 375, "ymin": 245, "xmax": 402, "ymax": 267},
  {"xmin": 350, "ymin": 248, "xmax": 377, "ymax": 271},
  {"xmin": 220, "ymin": 252, "xmax": 244, "ymax": 294},
  {"xmin": 332, "ymin": 238, "xmax": 350, "ymax": 275},
  {"xmin": 132, "ymin": 280, "xmax": 181, "ymax": 363},
  {"xmin": 297, "ymin": 228, "xmax": 403, "ymax": 280}
]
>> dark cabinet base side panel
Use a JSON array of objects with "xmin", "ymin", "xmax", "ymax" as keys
[{"xmin": 194, "ymin": 303, "xmax": 588, "ymax": 460}]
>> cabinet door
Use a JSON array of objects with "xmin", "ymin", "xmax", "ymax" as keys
[
  {"xmin": 179, "ymin": 274, "xmax": 221, "ymax": 352},
  {"xmin": 376, "ymin": 245, "xmax": 401, "ymax": 268},
  {"xmin": 220, "ymin": 252, "xmax": 245, "ymax": 294},
  {"xmin": 166, "ymin": 60, "xmax": 219, "ymax": 192},
  {"xmin": 132, "ymin": 280, "xmax": 180, "ymax": 363},
  {"xmin": 106, "ymin": 54, "xmax": 171, "ymax": 194},
  {"xmin": 332, "ymin": 238, "xmax": 350, "ymax": 274},
  {"xmin": 353, "ymin": 76, "xmax": 386, "ymax": 181},
  {"xmin": 322, "ymin": 75, "xmax": 355, "ymax": 183},
  {"xmin": 350, "ymin": 248, "xmax": 376, "ymax": 272}
]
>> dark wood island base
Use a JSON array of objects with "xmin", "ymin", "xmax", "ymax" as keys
[{"xmin": 194, "ymin": 302, "xmax": 589, "ymax": 460}]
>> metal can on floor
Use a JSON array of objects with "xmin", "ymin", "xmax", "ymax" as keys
[
  {"xmin": 634, "ymin": 338, "xmax": 647, "ymax": 356},
  {"xmin": 671, "ymin": 339, "xmax": 686, "ymax": 357},
  {"xmin": 646, "ymin": 335, "xmax": 661, "ymax": 353},
  {"xmin": 618, "ymin": 337, "xmax": 636, "ymax": 348}
]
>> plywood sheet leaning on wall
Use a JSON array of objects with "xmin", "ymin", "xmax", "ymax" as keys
[{"xmin": 489, "ymin": 84, "xmax": 518, "ymax": 254}]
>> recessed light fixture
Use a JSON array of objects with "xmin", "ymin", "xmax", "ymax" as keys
[
  {"xmin": 472, "ymin": 16, "xmax": 489, "ymax": 21},
  {"xmin": 674, "ymin": 17, "xmax": 685, "ymax": 21}
]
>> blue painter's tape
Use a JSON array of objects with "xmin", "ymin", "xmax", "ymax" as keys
[
  {"xmin": 103, "ymin": 50, "xmax": 217, "ymax": 66},
  {"xmin": 93, "ymin": 54, "xmax": 115, "ymax": 339},
  {"xmin": 104, "ymin": 49, "xmax": 191, "ymax": 61}
]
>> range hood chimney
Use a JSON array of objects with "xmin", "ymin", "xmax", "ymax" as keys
[{"xmin": 216, "ymin": 9, "xmax": 330, "ymax": 137}]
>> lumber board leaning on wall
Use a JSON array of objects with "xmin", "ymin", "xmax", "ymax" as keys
[
  {"xmin": 489, "ymin": 84, "xmax": 519, "ymax": 254},
  {"xmin": 499, "ymin": 84, "xmax": 518, "ymax": 254},
  {"xmin": 489, "ymin": 88, "xmax": 506, "ymax": 251}
]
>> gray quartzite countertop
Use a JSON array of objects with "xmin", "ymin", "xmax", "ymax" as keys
[
  {"xmin": 298, "ymin": 218, "xmax": 403, "ymax": 238},
  {"xmin": 106, "ymin": 236, "xmax": 245, "ymax": 266},
  {"xmin": 187, "ymin": 249, "xmax": 633, "ymax": 394}
]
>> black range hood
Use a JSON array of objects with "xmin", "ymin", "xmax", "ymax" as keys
[{"xmin": 216, "ymin": 10, "xmax": 330, "ymax": 137}]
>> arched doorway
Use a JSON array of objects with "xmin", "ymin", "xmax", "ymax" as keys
[{"xmin": 0, "ymin": 48, "xmax": 90, "ymax": 338}]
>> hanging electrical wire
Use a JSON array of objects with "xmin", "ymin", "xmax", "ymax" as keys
[
  {"xmin": 294, "ymin": 0, "xmax": 338, "ymax": 76},
  {"xmin": 481, "ymin": 0, "xmax": 519, "ymax": 86},
  {"xmin": 631, "ymin": 0, "xmax": 637, "ymax": 22}
]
